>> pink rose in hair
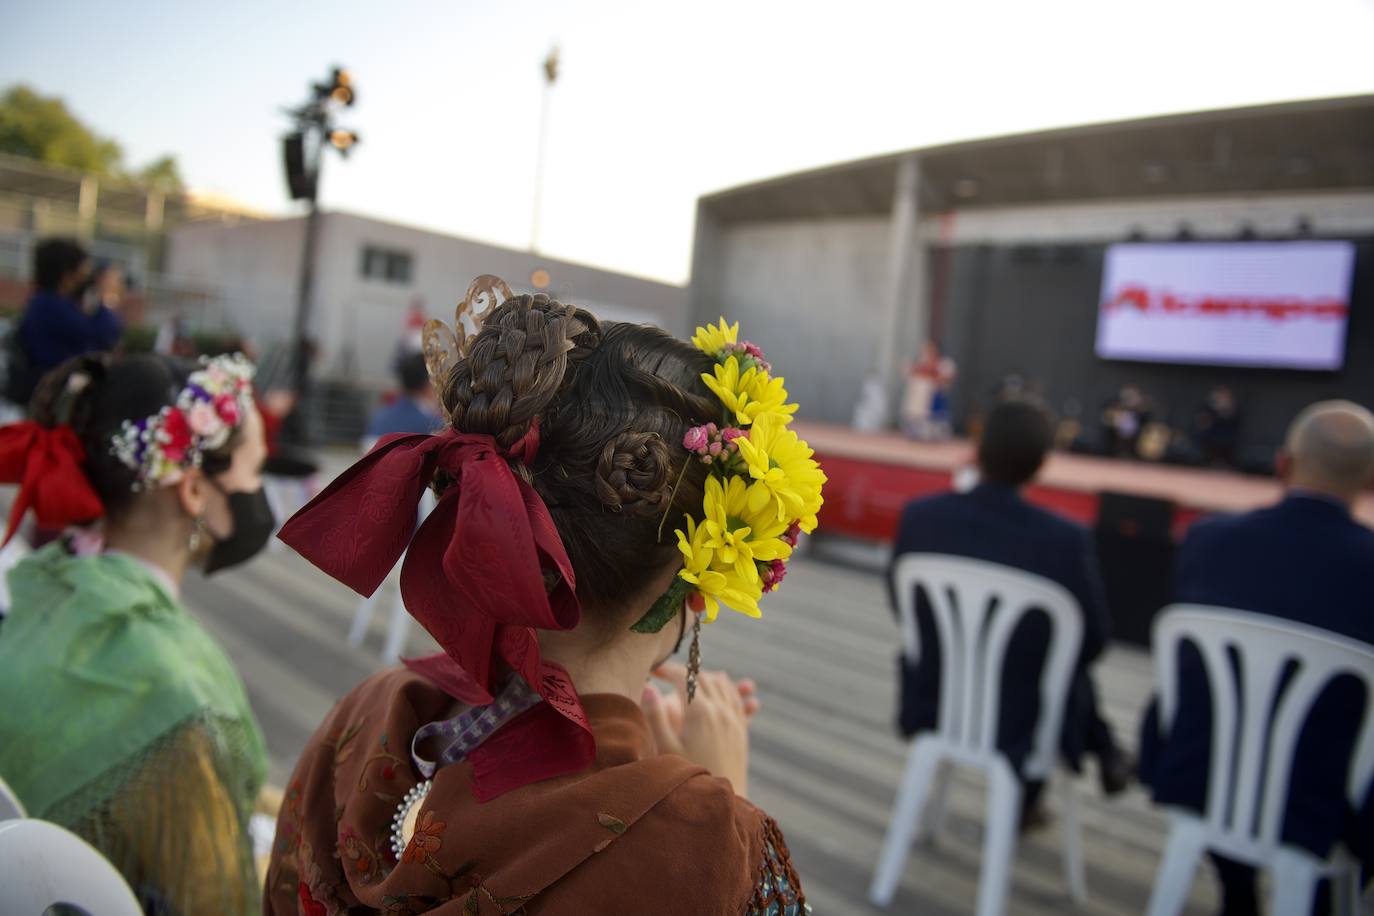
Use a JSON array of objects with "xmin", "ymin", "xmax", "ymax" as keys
[
  {"xmin": 683, "ymin": 425, "xmax": 710, "ymax": 453},
  {"xmin": 187, "ymin": 402, "xmax": 220, "ymax": 437}
]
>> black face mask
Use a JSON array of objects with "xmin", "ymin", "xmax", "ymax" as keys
[{"xmin": 203, "ymin": 486, "xmax": 276, "ymax": 575}]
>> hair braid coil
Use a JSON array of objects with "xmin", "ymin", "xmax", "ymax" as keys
[{"xmin": 594, "ymin": 430, "xmax": 674, "ymax": 516}]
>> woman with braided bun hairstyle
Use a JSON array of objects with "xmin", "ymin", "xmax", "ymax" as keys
[
  {"xmin": 0, "ymin": 351, "xmax": 275, "ymax": 913},
  {"xmin": 269, "ymin": 291, "xmax": 810, "ymax": 914}
]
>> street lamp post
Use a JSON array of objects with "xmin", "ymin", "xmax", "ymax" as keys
[
  {"xmin": 529, "ymin": 47, "xmax": 558, "ymax": 253},
  {"xmin": 282, "ymin": 66, "xmax": 358, "ymax": 442}
]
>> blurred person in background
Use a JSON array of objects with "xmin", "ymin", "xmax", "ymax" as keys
[
  {"xmin": 900, "ymin": 340, "xmax": 957, "ymax": 441},
  {"xmin": 6, "ymin": 237, "xmax": 121, "ymax": 408},
  {"xmin": 1100, "ymin": 382, "xmax": 1153, "ymax": 458},
  {"xmin": 366, "ymin": 350, "xmax": 442, "ymax": 442},
  {"xmin": 1139, "ymin": 400, "xmax": 1374, "ymax": 916},
  {"xmin": 87, "ymin": 260, "xmax": 127, "ymax": 315},
  {"xmin": 889, "ymin": 398, "xmax": 1133, "ymax": 828},
  {"xmin": 0, "ymin": 351, "xmax": 275, "ymax": 914},
  {"xmin": 266, "ymin": 295, "xmax": 811, "ymax": 913},
  {"xmin": 1194, "ymin": 384, "xmax": 1241, "ymax": 468}
]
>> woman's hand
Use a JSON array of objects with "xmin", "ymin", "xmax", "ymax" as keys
[{"xmin": 643, "ymin": 661, "xmax": 757, "ymax": 797}]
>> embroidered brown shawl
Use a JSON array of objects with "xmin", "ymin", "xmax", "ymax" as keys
[{"xmin": 265, "ymin": 668, "xmax": 797, "ymax": 915}]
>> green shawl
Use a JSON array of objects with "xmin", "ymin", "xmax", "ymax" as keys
[{"xmin": 0, "ymin": 544, "xmax": 266, "ymax": 820}]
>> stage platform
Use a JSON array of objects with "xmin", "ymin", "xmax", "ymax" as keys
[{"xmin": 799, "ymin": 421, "xmax": 1374, "ymax": 542}]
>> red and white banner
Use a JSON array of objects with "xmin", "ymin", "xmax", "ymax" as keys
[{"xmin": 1095, "ymin": 241, "xmax": 1356, "ymax": 370}]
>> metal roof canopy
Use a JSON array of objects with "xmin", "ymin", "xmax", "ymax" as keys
[{"xmin": 700, "ymin": 94, "xmax": 1374, "ymax": 223}]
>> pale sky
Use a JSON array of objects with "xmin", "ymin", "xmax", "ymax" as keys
[{"xmin": 4, "ymin": 0, "xmax": 1373, "ymax": 284}]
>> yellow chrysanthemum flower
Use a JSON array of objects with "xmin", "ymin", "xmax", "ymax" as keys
[
  {"xmin": 691, "ymin": 318, "xmax": 739, "ymax": 357},
  {"xmin": 701, "ymin": 357, "xmax": 799, "ymax": 427},
  {"xmin": 701, "ymin": 476, "xmax": 793, "ymax": 585},
  {"xmin": 736, "ymin": 414, "xmax": 827, "ymax": 528},
  {"xmin": 676, "ymin": 516, "xmax": 763, "ymax": 621}
]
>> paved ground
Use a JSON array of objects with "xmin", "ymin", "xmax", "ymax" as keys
[{"xmin": 177, "ymin": 458, "xmax": 1221, "ymax": 915}]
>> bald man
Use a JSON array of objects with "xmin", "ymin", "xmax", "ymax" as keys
[{"xmin": 1140, "ymin": 400, "xmax": 1374, "ymax": 915}]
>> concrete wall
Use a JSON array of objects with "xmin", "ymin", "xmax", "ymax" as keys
[
  {"xmin": 169, "ymin": 211, "xmax": 687, "ymax": 390},
  {"xmin": 165, "ymin": 217, "xmax": 305, "ymax": 344},
  {"xmin": 694, "ymin": 217, "xmax": 894, "ymax": 424}
]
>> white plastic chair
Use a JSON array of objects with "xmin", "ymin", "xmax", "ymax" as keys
[
  {"xmin": 1145, "ymin": 606, "xmax": 1374, "ymax": 916},
  {"xmin": 870, "ymin": 553, "xmax": 1087, "ymax": 916},
  {"xmin": 0, "ymin": 818, "xmax": 143, "ymax": 915},
  {"xmin": 347, "ymin": 487, "xmax": 434, "ymax": 663},
  {"xmin": 0, "ymin": 774, "xmax": 24, "ymax": 819}
]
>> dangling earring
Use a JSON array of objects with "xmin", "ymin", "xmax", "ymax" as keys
[
  {"xmin": 686, "ymin": 611, "xmax": 703, "ymax": 703},
  {"xmin": 188, "ymin": 515, "xmax": 207, "ymax": 553}
]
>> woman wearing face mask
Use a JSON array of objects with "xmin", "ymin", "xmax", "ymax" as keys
[{"xmin": 0, "ymin": 351, "xmax": 274, "ymax": 914}]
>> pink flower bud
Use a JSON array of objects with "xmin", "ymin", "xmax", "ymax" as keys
[
  {"xmin": 761, "ymin": 558, "xmax": 788, "ymax": 593},
  {"xmin": 708, "ymin": 441, "xmax": 722, "ymax": 455},
  {"xmin": 721, "ymin": 427, "xmax": 745, "ymax": 443},
  {"xmin": 682, "ymin": 426, "xmax": 710, "ymax": 453}
]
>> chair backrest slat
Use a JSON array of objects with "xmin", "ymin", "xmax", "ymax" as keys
[
  {"xmin": 892, "ymin": 553, "xmax": 1084, "ymax": 779},
  {"xmin": 1153, "ymin": 606, "xmax": 1374, "ymax": 852}
]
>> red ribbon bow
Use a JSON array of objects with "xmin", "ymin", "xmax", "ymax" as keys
[
  {"xmin": 277, "ymin": 429, "xmax": 595, "ymax": 800},
  {"xmin": 0, "ymin": 421, "xmax": 104, "ymax": 545}
]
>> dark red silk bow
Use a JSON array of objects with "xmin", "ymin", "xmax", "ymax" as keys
[
  {"xmin": 277, "ymin": 429, "xmax": 595, "ymax": 800},
  {"xmin": 0, "ymin": 421, "xmax": 104, "ymax": 545}
]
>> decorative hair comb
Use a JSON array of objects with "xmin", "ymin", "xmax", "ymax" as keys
[{"xmin": 421, "ymin": 274, "xmax": 515, "ymax": 392}]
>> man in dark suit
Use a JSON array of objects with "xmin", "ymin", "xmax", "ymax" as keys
[
  {"xmin": 1140, "ymin": 400, "xmax": 1374, "ymax": 916},
  {"xmin": 888, "ymin": 398, "xmax": 1132, "ymax": 821}
]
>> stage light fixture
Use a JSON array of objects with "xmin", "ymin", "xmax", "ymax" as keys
[{"xmin": 328, "ymin": 67, "xmax": 356, "ymax": 106}]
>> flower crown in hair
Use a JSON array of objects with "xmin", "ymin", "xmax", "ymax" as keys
[
  {"xmin": 634, "ymin": 319, "xmax": 826, "ymax": 633},
  {"xmin": 110, "ymin": 353, "xmax": 256, "ymax": 490}
]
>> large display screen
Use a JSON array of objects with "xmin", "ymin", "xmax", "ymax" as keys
[{"xmin": 1095, "ymin": 241, "xmax": 1356, "ymax": 370}]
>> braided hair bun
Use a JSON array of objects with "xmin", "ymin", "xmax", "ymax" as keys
[
  {"xmin": 445, "ymin": 294, "xmax": 601, "ymax": 453},
  {"xmin": 439, "ymin": 293, "xmax": 724, "ymax": 619}
]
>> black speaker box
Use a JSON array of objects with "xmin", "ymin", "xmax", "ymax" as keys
[{"xmin": 1094, "ymin": 490, "xmax": 1176, "ymax": 648}]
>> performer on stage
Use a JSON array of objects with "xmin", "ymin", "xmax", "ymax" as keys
[
  {"xmin": 0, "ymin": 352, "xmax": 273, "ymax": 914},
  {"xmin": 1100, "ymin": 383, "xmax": 1153, "ymax": 458},
  {"xmin": 267, "ymin": 290, "xmax": 824, "ymax": 914},
  {"xmin": 900, "ymin": 340, "xmax": 957, "ymax": 441}
]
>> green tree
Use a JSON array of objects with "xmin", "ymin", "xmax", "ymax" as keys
[
  {"xmin": 0, "ymin": 84, "xmax": 183, "ymax": 189},
  {"xmin": 137, "ymin": 155, "xmax": 183, "ymax": 191}
]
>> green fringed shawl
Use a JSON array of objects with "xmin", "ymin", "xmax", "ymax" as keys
[{"xmin": 0, "ymin": 544, "xmax": 267, "ymax": 912}]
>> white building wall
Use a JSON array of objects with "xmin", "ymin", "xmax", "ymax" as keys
[
  {"xmin": 710, "ymin": 217, "xmax": 892, "ymax": 424},
  {"xmin": 169, "ymin": 211, "xmax": 686, "ymax": 390},
  {"xmin": 165, "ymin": 217, "xmax": 305, "ymax": 345}
]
